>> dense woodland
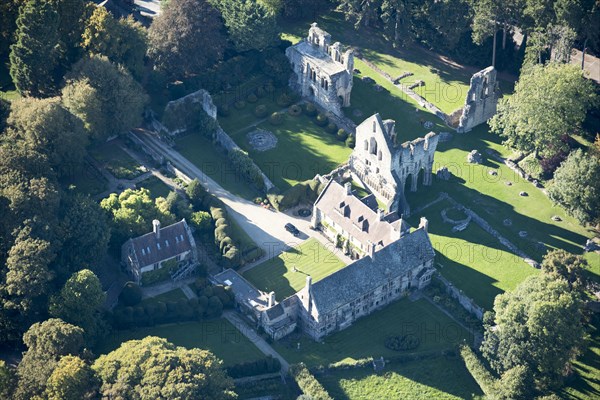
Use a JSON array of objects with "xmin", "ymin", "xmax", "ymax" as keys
[{"xmin": 0, "ymin": 0, "xmax": 599, "ymax": 399}]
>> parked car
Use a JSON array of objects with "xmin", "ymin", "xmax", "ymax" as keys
[{"xmin": 284, "ymin": 223, "xmax": 300, "ymax": 236}]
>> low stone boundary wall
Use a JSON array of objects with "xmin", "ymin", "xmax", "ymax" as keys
[{"xmin": 435, "ymin": 273, "xmax": 484, "ymax": 320}]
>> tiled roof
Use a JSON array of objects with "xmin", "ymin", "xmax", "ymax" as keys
[
  {"xmin": 126, "ymin": 219, "xmax": 192, "ymax": 267},
  {"xmin": 310, "ymin": 228, "xmax": 434, "ymax": 315},
  {"xmin": 213, "ymin": 269, "xmax": 269, "ymax": 311},
  {"xmin": 315, "ymin": 180, "xmax": 407, "ymax": 248}
]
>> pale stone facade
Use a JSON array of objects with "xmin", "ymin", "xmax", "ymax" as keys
[
  {"xmin": 349, "ymin": 113, "xmax": 439, "ymax": 216},
  {"xmin": 457, "ymin": 66, "xmax": 499, "ymax": 132},
  {"xmin": 286, "ymin": 23, "xmax": 354, "ymax": 116}
]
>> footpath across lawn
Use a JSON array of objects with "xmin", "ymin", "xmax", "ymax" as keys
[
  {"xmin": 244, "ymin": 238, "xmax": 346, "ymax": 301},
  {"xmin": 318, "ymin": 355, "xmax": 484, "ymax": 400},
  {"xmin": 95, "ymin": 319, "xmax": 264, "ymax": 366},
  {"xmin": 273, "ymin": 298, "xmax": 474, "ymax": 367}
]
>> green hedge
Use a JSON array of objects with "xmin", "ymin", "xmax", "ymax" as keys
[
  {"xmin": 227, "ymin": 356, "xmax": 281, "ymax": 379},
  {"xmin": 459, "ymin": 345, "xmax": 497, "ymax": 396},
  {"xmin": 267, "ymin": 179, "xmax": 325, "ymax": 211},
  {"xmin": 227, "ymin": 148, "xmax": 266, "ymax": 192},
  {"xmin": 289, "ymin": 363, "xmax": 333, "ymax": 400}
]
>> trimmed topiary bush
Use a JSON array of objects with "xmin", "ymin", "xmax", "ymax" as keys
[
  {"xmin": 315, "ymin": 113, "xmax": 328, "ymax": 127},
  {"xmin": 269, "ymin": 112, "xmax": 284, "ymax": 126},
  {"xmin": 247, "ymin": 93, "xmax": 258, "ymax": 103},
  {"xmin": 345, "ymin": 134, "xmax": 355, "ymax": 148},
  {"xmin": 218, "ymin": 104, "xmax": 230, "ymax": 117},
  {"xmin": 256, "ymin": 86, "xmax": 266, "ymax": 98},
  {"xmin": 304, "ymin": 102, "xmax": 317, "ymax": 117},
  {"xmin": 337, "ymin": 129, "xmax": 349, "ymax": 141},
  {"xmin": 277, "ymin": 93, "xmax": 293, "ymax": 107},
  {"xmin": 234, "ymin": 100, "xmax": 246, "ymax": 110},
  {"xmin": 288, "ymin": 104, "xmax": 302, "ymax": 116},
  {"xmin": 384, "ymin": 335, "xmax": 421, "ymax": 351},
  {"xmin": 254, "ymin": 104, "xmax": 268, "ymax": 118},
  {"xmin": 326, "ymin": 122, "xmax": 338, "ymax": 134}
]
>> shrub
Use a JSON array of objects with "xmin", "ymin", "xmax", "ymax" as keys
[
  {"xmin": 218, "ymin": 104, "xmax": 230, "ymax": 117},
  {"xmin": 119, "ymin": 282, "xmax": 142, "ymax": 306},
  {"xmin": 289, "ymin": 363, "xmax": 333, "ymax": 400},
  {"xmin": 384, "ymin": 335, "xmax": 421, "ymax": 351},
  {"xmin": 227, "ymin": 356, "xmax": 281, "ymax": 379},
  {"xmin": 459, "ymin": 345, "xmax": 498, "ymax": 396},
  {"xmin": 227, "ymin": 148, "xmax": 266, "ymax": 191},
  {"xmin": 254, "ymin": 104, "xmax": 268, "ymax": 118},
  {"xmin": 191, "ymin": 211, "xmax": 212, "ymax": 232},
  {"xmin": 247, "ymin": 93, "xmax": 258, "ymax": 103},
  {"xmin": 337, "ymin": 129, "xmax": 349, "ymax": 141},
  {"xmin": 315, "ymin": 113, "xmax": 328, "ymax": 126},
  {"xmin": 288, "ymin": 104, "xmax": 302, "ymax": 116},
  {"xmin": 304, "ymin": 102, "xmax": 317, "ymax": 116},
  {"xmin": 234, "ymin": 100, "xmax": 246, "ymax": 110},
  {"xmin": 345, "ymin": 135, "xmax": 355, "ymax": 148},
  {"xmin": 326, "ymin": 122, "xmax": 337, "ymax": 134},
  {"xmin": 269, "ymin": 112, "xmax": 284, "ymax": 126}
]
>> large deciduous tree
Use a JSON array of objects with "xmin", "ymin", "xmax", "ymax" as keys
[
  {"xmin": 148, "ymin": 0, "xmax": 226, "ymax": 79},
  {"xmin": 547, "ymin": 149, "xmax": 600, "ymax": 225},
  {"xmin": 45, "ymin": 355, "xmax": 99, "ymax": 400},
  {"xmin": 489, "ymin": 63, "xmax": 597, "ymax": 157},
  {"xmin": 93, "ymin": 336, "xmax": 236, "ymax": 399},
  {"xmin": 6, "ymin": 97, "xmax": 88, "ymax": 176},
  {"xmin": 81, "ymin": 7, "xmax": 147, "ymax": 79},
  {"xmin": 49, "ymin": 269, "xmax": 106, "ymax": 343},
  {"xmin": 9, "ymin": 0, "xmax": 60, "ymax": 97},
  {"xmin": 480, "ymin": 273, "xmax": 585, "ymax": 392},
  {"xmin": 62, "ymin": 55, "xmax": 147, "ymax": 142},
  {"xmin": 216, "ymin": 0, "xmax": 279, "ymax": 52},
  {"xmin": 14, "ymin": 318, "xmax": 85, "ymax": 400}
]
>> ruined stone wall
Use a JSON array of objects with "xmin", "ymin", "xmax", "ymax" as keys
[{"xmin": 458, "ymin": 67, "xmax": 499, "ymax": 132}]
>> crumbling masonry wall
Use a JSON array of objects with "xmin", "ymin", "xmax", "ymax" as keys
[{"xmin": 457, "ymin": 66, "xmax": 499, "ymax": 133}]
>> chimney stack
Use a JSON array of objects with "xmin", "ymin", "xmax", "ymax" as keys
[
  {"xmin": 377, "ymin": 208, "xmax": 384, "ymax": 221},
  {"xmin": 305, "ymin": 275, "xmax": 312, "ymax": 289},
  {"xmin": 153, "ymin": 220, "xmax": 161, "ymax": 238},
  {"xmin": 367, "ymin": 240, "xmax": 376, "ymax": 259},
  {"xmin": 344, "ymin": 181, "xmax": 352, "ymax": 195},
  {"xmin": 268, "ymin": 292, "xmax": 275, "ymax": 308},
  {"xmin": 418, "ymin": 217, "xmax": 429, "ymax": 233}
]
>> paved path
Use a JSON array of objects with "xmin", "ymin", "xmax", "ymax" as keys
[
  {"xmin": 233, "ymin": 372, "xmax": 282, "ymax": 385},
  {"xmin": 180, "ymin": 284, "xmax": 197, "ymax": 300},
  {"xmin": 141, "ymin": 277, "xmax": 196, "ymax": 299},
  {"xmin": 223, "ymin": 310, "xmax": 290, "ymax": 373},
  {"xmin": 131, "ymin": 129, "xmax": 327, "ymax": 267}
]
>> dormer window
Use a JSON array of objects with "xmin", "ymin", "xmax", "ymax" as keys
[
  {"xmin": 157, "ymin": 243, "xmax": 161, "ymax": 250},
  {"xmin": 165, "ymin": 240, "xmax": 170, "ymax": 247},
  {"xmin": 141, "ymin": 248, "xmax": 146, "ymax": 255}
]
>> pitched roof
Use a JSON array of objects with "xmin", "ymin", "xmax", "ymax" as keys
[
  {"xmin": 126, "ymin": 219, "xmax": 193, "ymax": 267},
  {"xmin": 289, "ymin": 40, "xmax": 349, "ymax": 77},
  {"xmin": 309, "ymin": 228, "xmax": 435, "ymax": 315},
  {"xmin": 314, "ymin": 180, "xmax": 407, "ymax": 248},
  {"xmin": 213, "ymin": 268, "xmax": 269, "ymax": 311}
]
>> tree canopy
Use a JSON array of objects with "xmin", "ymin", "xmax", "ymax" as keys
[
  {"xmin": 489, "ymin": 63, "xmax": 597, "ymax": 157},
  {"xmin": 481, "ymin": 273, "xmax": 585, "ymax": 392},
  {"xmin": 147, "ymin": 0, "xmax": 226, "ymax": 79},
  {"xmin": 45, "ymin": 355, "xmax": 99, "ymax": 400},
  {"xmin": 216, "ymin": 0, "xmax": 279, "ymax": 52},
  {"xmin": 93, "ymin": 336, "xmax": 236, "ymax": 400},
  {"xmin": 547, "ymin": 149, "xmax": 600, "ymax": 225}
]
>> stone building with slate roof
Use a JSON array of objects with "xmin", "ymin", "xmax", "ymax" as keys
[
  {"xmin": 286, "ymin": 23, "xmax": 354, "ymax": 116},
  {"xmin": 121, "ymin": 219, "xmax": 197, "ymax": 284},
  {"xmin": 215, "ymin": 218, "xmax": 434, "ymax": 341},
  {"xmin": 311, "ymin": 179, "xmax": 410, "ymax": 259}
]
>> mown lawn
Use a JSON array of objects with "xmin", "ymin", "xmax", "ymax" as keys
[
  {"xmin": 232, "ymin": 112, "xmax": 352, "ymax": 190},
  {"xmin": 273, "ymin": 298, "xmax": 474, "ymax": 367},
  {"xmin": 174, "ymin": 133, "xmax": 261, "ymax": 200},
  {"xmin": 405, "ymin": 125, "xmax": 599, "ymax": 281},
  {"xmin": 243, "ymin": 238, "xmax": 346, "ymax": 301},
  {"xmin": 137, "ymin": 175, "xmax": 172, "ymax": 199},
  {"xmin": 95, "ymin": 319, "xmax": 264, "ymax": 366},
  {"xmin": 139, "ymin": 288, "xmax": 188, "ymax": 307},
  {"xmin": 409, "ymin": 199, "xmax": 538, "ymax": 311},
  {"xmin": 61, "ymin": 162, "xmax": 108, "ymax": 196},
  {"xmin": 318, "ymin": 356, "xmax": 484, "ymax": 400},
  {"xmin": 562, "ymin": 317, "xmax": 600, "ymax": 400}
]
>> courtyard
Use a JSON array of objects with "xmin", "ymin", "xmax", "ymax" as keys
[{"xmin": 243, "ymin": 238, "xmax": 346, "ymax": 301}]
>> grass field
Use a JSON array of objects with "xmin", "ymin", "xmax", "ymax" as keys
[
  {"xmin": 139, "ymin": 288, "xmax": 187, "ymax": 307},
  {"xmin": 243, "ymin": 238, "xmax": 346, "ymax": 301},
  {"xmin": 138, "ymin": 175, "xmax": 172, "ymax": 199},
  {"xmin": 273, "ymin": 298, "xmax": 474, "ymax": 367},
  {"xmin": 95, "ymin": 319, "xmax": 264, "ymax": 366},
  {"xmin": 318, "ymin": 356, "xmax": 484, "ymax": 400},
  {"xmin": 232, "ymin": 112, "xmax": 352, "ymax": 190},
  {"xmin": 175, "ymin": 133, "xmax": 261, "ymax": 200},
  {"xmin": 61, "ymin": 162, "xmax": 108, "ymax": 196},
  {"xmin": 410, "ymin": 200, "xmax": 538, "ymax": 310},
  {"xmin": 90, "ymin": 142, "xmax": 146, "ymax": 180}
]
